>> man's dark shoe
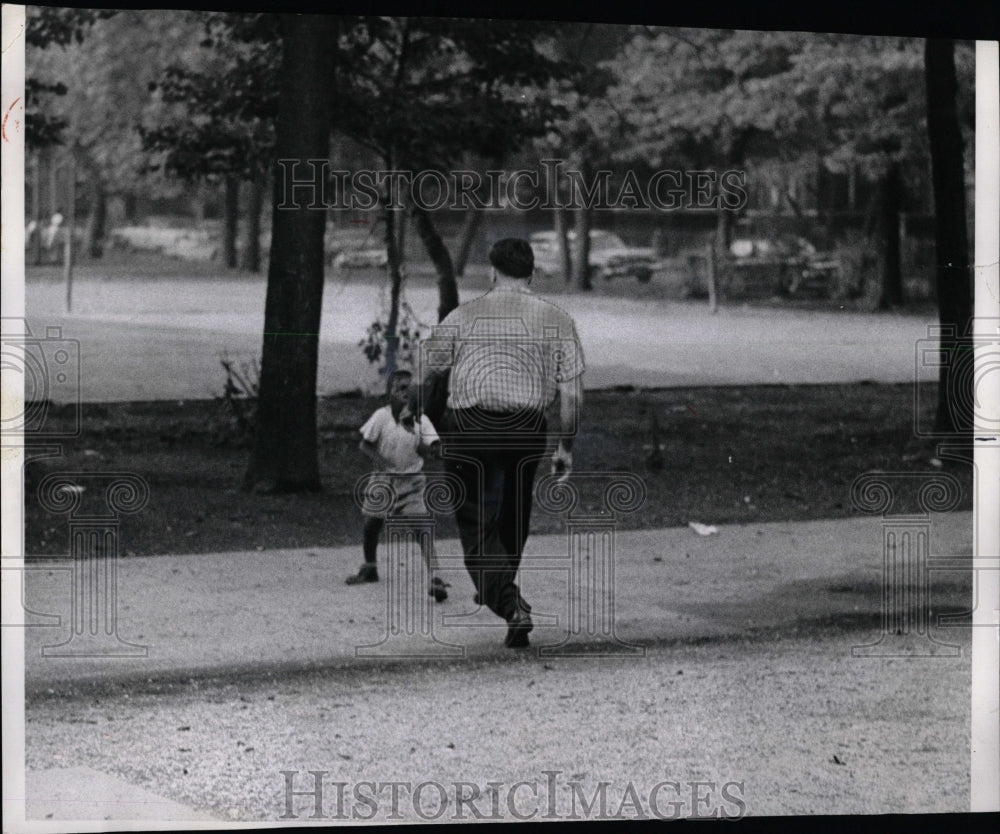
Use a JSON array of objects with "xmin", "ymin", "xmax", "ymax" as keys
[
  {"xmin": 428, "ymin": 577, "xmax": 450, "ymax": 603},
  {"xmin": 504, "ymin": 607, "xmax": 533, "ymax": 648},
  {"xmin": 346, "ymin": 564, "xmax": 379, "ymax": 585}
]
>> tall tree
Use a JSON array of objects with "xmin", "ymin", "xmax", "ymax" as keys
[
  {"xmin": 536, "ymin": 23, "xmax": 633, "ymax": 288},
  {"xmin": 223, "ymin": 175, "xmax": 239, "ymax": 269},
  {"xmin": 925, "ymin": 38, "xmax": 972, "ymax": 436},
  {"xmin": 241, "ymin": 175, "xmax": 265, "ymax": 272},
  {"xmin": 243, "ymin": 14, "xmax": 338, "ymax": 493},
  {"xmin": 876, "ymin": 162, "xmax": 904, "ymax": 308},
  {"xmin": 27, "ymin": 8, "xmax": 199, "ymax": 254}
]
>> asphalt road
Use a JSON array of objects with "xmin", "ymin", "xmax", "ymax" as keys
[{"xmin": 21, "ymin": 277, "xmax": 941, "ymax": 402}]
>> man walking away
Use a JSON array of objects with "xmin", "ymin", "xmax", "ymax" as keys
[{"xmin": 420, "ymin": 238, "xmax": 584, "ymax": 648}]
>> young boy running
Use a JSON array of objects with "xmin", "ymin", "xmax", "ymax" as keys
[{"xmin": 347, "ymin": 369, "xmax": 449, "ymax": 602}]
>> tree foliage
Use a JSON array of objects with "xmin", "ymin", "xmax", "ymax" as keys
[
  {"xmin": 330, "ymin": 17, "xmax": 569, "ymax": 168},
  {"xmin": 25, "ymin": 6, "xmax": 116, "ymax": 148},
  {"xmin": 143, "ymin": 16, "xmax": 569, "ymax": 180},
  {"xmin": 603, "ymin": 28, "xmax": 974, "ymax": 184},
  {"xmin": 140, "ymin": 12, "xmax": 281, "ymax": 182},
  {"xmin": 334, "ymin": 17, "xmax": 573, "ymax": 343},
  {"xmin": 27, "ymin": 8, "xmax": 203, "ymax": 194}
]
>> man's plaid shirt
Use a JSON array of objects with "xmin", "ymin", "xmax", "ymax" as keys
[{"xmin": 423, "ymin": 286, "xmax": 584, "ymax": 413}]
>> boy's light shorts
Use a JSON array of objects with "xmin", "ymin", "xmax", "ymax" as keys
[{"xmin": 359, "ymin": 473, "xmax": 428, "ymax": 518}]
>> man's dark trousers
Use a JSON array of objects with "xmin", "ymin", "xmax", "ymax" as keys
[{"xmin": 442, "ymin": 408, "xmax": 548, "ymax": 620}]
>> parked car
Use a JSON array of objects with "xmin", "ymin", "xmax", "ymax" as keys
[
  {"xmin": 727, "ymin": 236, "xmax": 843, "ymax": 298},
  {"xmin": 530, "ymin": 229, "xmax": 657, "ymax": 283}
]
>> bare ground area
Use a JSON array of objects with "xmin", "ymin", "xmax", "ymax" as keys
[{"xmin": 24, "ymin": 382, "xmax": 972, "ymax": 557}]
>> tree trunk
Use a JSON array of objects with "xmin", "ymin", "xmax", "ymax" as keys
[
  {"xmin": 554, "ymin": 205, "xmax": 572, "ymax": 282},
  {"xmin": 194, "ymin": 184, "xmax": 208, "ymax": 223},
  {"xmin": 223, "ymin": 175, "xmax": 239, "ymax": 269},
  {"xmin": 382, "ymin": 200, "xmax": 405, "ymax": 378},
  {"xmin": 63, "ymin": 149, "xmax": 76, "ymax": 311},
  {"xmin": 876, "ymin": 163, "xmax": 904, "ymax": 310},
  {"xmin": 925, "ymin": 38, "xmax": 973, "ymax": 436},
  {"xmin": 48, "ymin": 150, "xmax": 58, "ymax": 216},
  {"xmin": 85, "ymin": 181, "xmax": 106, "ymax": 259},
  {"xmin": 818, "ymin": 161, "xmax": 835, "ymax": 248},
  {"xmin": 412, "ymin": 205, "xmax": 459, "ymax": 321},
  {"xmin": 395, "ymin": 201, "xmax": 408, "ymax": 261},
  {"xmin": 123, "ymin": 192, "xmax": 137, "ymax": 223},
  {"xmin": 454, "ymin": 208, "xmax": 482, "ymax": 279},
  {"xmin": 242, "ymin": 174, "xmax": 263, "ymax": 273},
  {"xmin": 244, "ymin": 14, "xmax": 338, "ymax": 493},
  {"xmin": 572, "ymin": 205, "xmax": 592, "ymax": 291},
  {"xmin": 714, "ymin": 204, "xmax": 733, "ymax": 296},
  {"xmin": 714, "ymin": 205, "xmax": 733, "ymax": 254}
]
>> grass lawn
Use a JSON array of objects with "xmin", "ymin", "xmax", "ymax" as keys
[{"xmin": 23, "ymin": 382, "xmax": 970, "ymax": 558}]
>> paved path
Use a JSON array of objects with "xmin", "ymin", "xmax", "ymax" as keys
[
  {"xmin": 23, "ymin": 767, "xmax": 219, "ymax": 822},
  {"xmin": 17, "ymin": 513, "xmax": 972, "ymax": 689},
  {"xmin": 23, "ymin": 278, "xmax": 940, "ymax": 402},
  {"xmin": 11, "ymin": 513, "xmax": 975, "ymax": 822}
]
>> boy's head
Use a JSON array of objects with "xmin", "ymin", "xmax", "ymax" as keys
[
  {"xmin": 489, "ymin": 238, "xmax": 534, "ymax": 279},
  {"xmin": 386, "ymin": 369, "xmax": 413, "ymax": 418}
]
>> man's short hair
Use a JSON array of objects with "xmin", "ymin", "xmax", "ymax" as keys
[
  {"xmin": 385, "ymin": 368, "xmax": 412, "ymax": 395},
  {"xmin": 489, "ymin": 238, "xmax": 534, "ymax": 279}
]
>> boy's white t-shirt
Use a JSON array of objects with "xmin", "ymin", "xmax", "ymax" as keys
[{"xmin": 360, "ymin": 406, "xmax": 439, "ymax": 474}]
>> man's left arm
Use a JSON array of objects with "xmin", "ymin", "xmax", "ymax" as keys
[
  {"xmin": 551, "ymin": 374, "xmax": 581, "ymax": 481},
  {"xmin": 551, "ymin": 325, "xmax": 584, "ymax": 482}
]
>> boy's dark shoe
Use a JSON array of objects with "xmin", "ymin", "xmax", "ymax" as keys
[
  {"xmin": 346, "ymin": 564, "xmax": 379, "ymax": 585},
  {"xmin": 428, "ymin": 577, "xmax": 450, "ymax": 603},
  {"xmin": 504, "ymin": 607, "xmax": 533, "ymax": 648}
]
